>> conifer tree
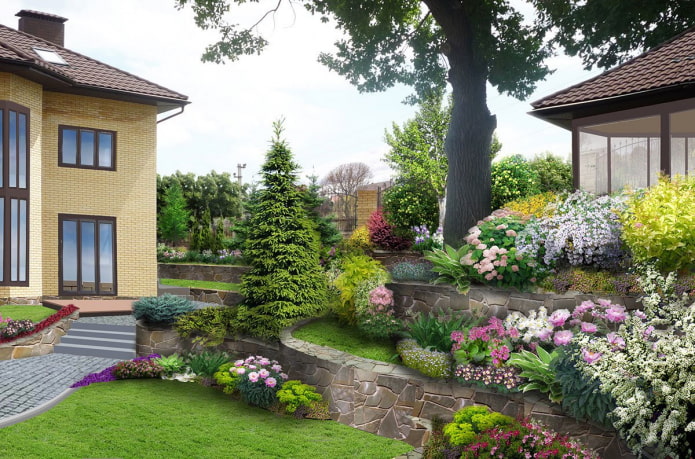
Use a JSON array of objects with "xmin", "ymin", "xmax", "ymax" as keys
[
  {"xmin": 239, "ymin": 120, "xmax": 327, "ymax": 339},
  {"xmin": 158, "ymin": 182, "xmax": 190, "ymax": 246}
]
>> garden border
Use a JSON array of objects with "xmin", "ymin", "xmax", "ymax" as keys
[{"xmin": 0, "ymin": 310, "xmax": 78, "ymax": 360}]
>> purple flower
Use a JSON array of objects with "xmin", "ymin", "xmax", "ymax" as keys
[
  {"xmin": 606, "ymin": 332, "xmax": 626, "ymax": 350},
  {"xmin": 553, "ymin": 330, "xmax": 574, "ymax": 346},
  {"xmin": 572, "ymin": 301, "xmax": 595, "ymax": 318},
  {"xmin": 548, "ymin": 309, "xmax": 571, "ymax": 327},
  {"xmin": 271, "ymin": 364, "xmax": 282, "ymax": 372},
  {"xmin": 582, "ymin": 348, "xmax": 602, "ymax": 364},
  {"xmin": 580, "ymin": 322, "xmax": 597, "ymax": 333},
  {"xmin": 536, "ymin": 328, "xmax": 553, "ymax": 342},
  {"xmin": 644, "ymin": 325, "xmax": 655, "ymax": 338}
]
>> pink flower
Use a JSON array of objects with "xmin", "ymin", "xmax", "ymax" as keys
[
  {"xmin": 461, "ymin": 253, "xmax": 476, "ymax": 266},
  {"xmin": 271, "ymin": 364, "xmax": 282, "ymax": 372},
  {"xmin": 470, "ymin": 238, "xmax": 481, "ymax": 246},
  {"xmin": 644, "ymin": 325, "xmax": 655, "ymax": 338},
  {"xmin": 258, "ymin": 369, "xmax": 270, "ymax": 379},
  {"xmin": 265, "ymin": 377, "xmax": 277, "ymax": 388},
  {"xmin": 247, "ymin": 365, "xmax": 257, "ymax": 370},
  {"xmin": 581, "ymin": 348, "xmax": 602, "ymax": 364},
  {"xmin": 248, "ymin": 371, "xmax": 260, "ymax": 382},
  {"xmin": 496, "ymin": 274, "xmax": 503, "ymax": 280},
  {"xmin": 511, "ymin": 265, "xmax": 519, "ymax": 272},
  {"xmin": 605, "ymin": 306, "xmax": 627, "ymax": 323},
  {"xmin": 280, "ymin": 373, "xmax": 289, "ymax": 380},
  {"xmin": 536, "ymin": 328, "xmax": 553, "ymax": 342},
  {"xmin": 476, "ymin": 243, "xmax": 487, "ymax": 250},
  {"xmin": 496, "ymin": 224, "xmax": 508, "ymax": 230},
  {"xmin": 572, "ymin": 301, "xmax": 595, "ymax": 318},
  {"xmin": 606, "ymin": 332, "xmax": 626, "ymax": 350},
  {"xmin": 234, "ymin": 360, "xmax": 244, "ymax": 367},
  {"xmin": 258, "ymin": 358, "xmax": 270, "ymax": 366},
  {"xmin": 506, "ymin": 327, "xmax": 519, "ymax": 339},
  {"xmin": 451, "ymin": 330, "xmax": 465, "ymax": 343},
  {"xmin": 553, "ymin": 330, "xmax": 574, "ymax": 346},
  {"xmin": 634, "ymin": 222, "xmax": 644, "ymax": 228},
  {"xmin": 235, "ymin": 368, "xmax": 246, "ymax": 375},
  {"xmin": 505, "ymin": 229, "xmax": 517, "ymax": 237},
  {"xmin": 530, "ymin": 277, "xmax": 537, "ymax": 283},
  {"xmin": 548, "ymin": 309, "xmax": 571, "ymax": 327},
  {"xmin": 634, "ymin": 310, "xmax": 647, "ymax": 320},
  {"xmin": 485, "ymin": 272, "xmax": 496, "ymax": 281},
  {"xmin": 581, "ymin": 322, "xmax": 597, "ymax": 333}
]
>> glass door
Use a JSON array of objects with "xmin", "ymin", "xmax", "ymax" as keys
[{"xmin": 60, "ymin": 215, "xmax": 115, "ymax": 295}]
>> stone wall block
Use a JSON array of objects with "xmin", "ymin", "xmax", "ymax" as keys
[
  {"xmin": 333, "ymin": 366, "xmax": 353, "ymax": 385},
  {"xmin": 354, "ymin": 368, "xmax": 377, "ymax": 382},
  {"xmin": 376, "ymin": 374, "xmax": 408, "ymax": 393},
  {"xmin": 420, "ymin": 401, "xmax": 454, "ymax": 419},
  {"xmin": 423, "ymin": 394, "xmax": 455, "ymax": 408},
  {"xmin": 354, "ymin": 406, "xmax": 386, "ymax": 425},
  {"xmin": 448, "ymin": 291, "xmax": 469, "ymax": 311},
  {"xmin": 424, "ymin": 382, "xmax": 453, "ymax": 396},
  {"xmin": 359, "ymin": 418, "xmax": 381, "ymax": 434},
  {"xmin": 472, "ymin": 391, "xmax": 510, "ymax": 414},
  {"xmin": 396, "ymin": 384, "xmax": 417, "ymax": 408},
  {"xmin": 377, "ymin": 409, "xmax": 402, "ymax": 439},
  {"xmin": 358, "ymin": 381, "xmax": 378, "ymax": 396},
  {"xmin": 507, "ymin": 297, "xmax": 544, "ymax": 315}
]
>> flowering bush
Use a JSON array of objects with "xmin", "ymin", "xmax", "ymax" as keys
[
  {"xmin": 366, "ymin": 209, "xmax": 411, "ymax": 251},
  {"xmin": 334, "ymin": 254, "xmax": 388, "ymax": 325},
  {"xmin": 0, "ymin": 319, "xmax": 35, "ymax": 339},
  {"xmin": 355, "ymin": 284, "xmax": 402, "ymax": 339},
  {"xmin": 620, "ymin": 175, "xmax": 695, "ymax": 272},
  {"xmin": 411, "ymin": 225, "xmax": 443, "ymax": 252},
  {"xmin": 0, "ymin": 305, "xmax": 78, "ymax": 344},
  {"xmin": 460, "ymin": 210, "xmax": 544, "ymax": 290},
  {"xmin": 460, "ymin": 417, "xmax": 598, "ymax": 458},
  {"xmin": 503, "ymin": 191, "xmax": 558, "ymax": 218},
  {"xmin": 229, "ymin": 355, "xmax": 288, "ymax": 409},
  {"xmin": 72, "ymin": 354, "xmax": 162, "ymax": 387},
  {"xmin": 451, "ymin": 317, "xmax": 514, "ymax": 367},
  {"xmin": 112, "ymin": 358, "xmax": 164, "ymax": 379},
  {"xmin": 396, "ymin": 339, "xmax": 453, "ymax": 378},
  {"xmin": 517, "ymin": 190, "xmax": 627, "ymax": 270}
]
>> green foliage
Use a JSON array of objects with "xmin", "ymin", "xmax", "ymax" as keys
[
  {"xmin": 112, "ymin": 359, "xmax": 164, "ymax": 380},
  {"xmin": 239, "ymin": 120, "xmax": 327, "ymax": 339},
  {"xmin": 190, "ymin": 207, "xmax": 223, "ymax": 252},
  {"xmin": 158, "ymin": 181, "xmax": 191, "ymax": 245},
  {"xmin": 333, "ymin": 255, "xmax": 387, "ymax": 325},
  {"xmin": 301, "ymin": 174, "xmax": 342, "ymax": 249},
  {"xmin": 396, "ymin": 339, "xmax": 454, "ymax": 379},
  {"xmin": 339, "ymin": 226, "xmax": 373, "ymax": 255},
  {"xmin": 507, "ymin": 347, "xmax": 563, "ymax": 403},
  {"xmin": 212, "ymin": 362, "xmax": 238, "ymax": 394},
  {"xmin": 158, "ymin": 170, "xmax": 243, "ymax": 221},
  {"xmin": 490, "ymin": 155, "xmax": 541, "ymax": 210},
  {"xmin": 405, "ymin": 312, "xmax": 473, "ymax": 353},
  {"xmin": 132, "ymin": 294, "xmax": 196, "ymax": 325},
  {"xmin": 174, "ymin": 306, "xmax": 239, "ymax": 347},
  {"xmin": 529, "ymin": 153, "xmax": 573, "ymax": 193},
  {"xmin": 276, "ymin": 380, "xmax": 323, "ymax": 414},
  {"xmin": 443, "ymin": 405, "xmax": 514, "ymax": 446},
  {"xmin": 382, "ymin": 179, "xmax": 439, "ymax": 233},
  {"xmin": 620, "ymin": 175, "xmax": 695, "ymax": 272},
  {"xmin": 551, "ymin": 347, "xmax": 616, "ymax": 427},
  {"xmin": 389, "ymin": 261, "xmax": 437, "ymax": 283},
  {"xmin": 185, "ymin": 351, "xmax": 230, "ymax": 378},
  {"xmin": 423, "ymin": 245, "xmax": 470, "ymax": 293},
  {"xmin": 153, "ymin": 354, "xmax": 187, "ymax": 377}
]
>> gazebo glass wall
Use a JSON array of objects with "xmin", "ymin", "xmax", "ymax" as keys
[{"xmin": 573, "ymin": 101, "xmax": 695, "ymax": 194}]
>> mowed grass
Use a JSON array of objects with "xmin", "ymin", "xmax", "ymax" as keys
[
  {"xmin": 0, "ymin": 379, "xmax": 412, "ymax": 459},
  {"xmin": 292, "ymin": 316, "xmax": 399, "ymax": 363},
  {"xmin": 0, "ymin": 305, "xmax": 55, "ymax": 322},
  {"xmin": 159, "ymin": 278, "xmax": 241, "ymax": 291}
]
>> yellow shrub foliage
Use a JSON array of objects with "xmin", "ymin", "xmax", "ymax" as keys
[{"xmin": 503, "ymin": 192, "xmax": 559, "ymax": 218}]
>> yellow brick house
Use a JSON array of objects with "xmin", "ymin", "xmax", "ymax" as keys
[{"xmin": 0, "ymin": 10, "xmax": 188, "ymax": 303}]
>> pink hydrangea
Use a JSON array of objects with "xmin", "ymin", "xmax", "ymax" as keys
[{"xmin": 369, "ymin": 286, "xmax": 394, "ymax": 307}]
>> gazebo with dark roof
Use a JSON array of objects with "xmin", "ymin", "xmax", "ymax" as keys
[{"xmin": 530, "ymin": 26, "xmax": 695, "ymax": 193}]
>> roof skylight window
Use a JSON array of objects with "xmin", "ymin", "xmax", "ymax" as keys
[{"xmin": 33, "ymin": 47, "xmax": 67, "ymax": 65}]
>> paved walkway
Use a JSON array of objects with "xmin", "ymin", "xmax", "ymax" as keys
[{"xmin": 0, "ymin": 314, "xmax": 136, "ymax": 427}]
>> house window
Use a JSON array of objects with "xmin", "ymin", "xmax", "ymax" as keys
[
  {"xmin": 0, "ymin": 102, "xmax": 30, "ymax": 285},
  {"xmin": 670, "ymin": 109, "xmax": 695, "ymax": 177},
  {"xmin": 60, "ymin": 215, "xmax": 116, "ymax": 295},
  {"xmin": 59, "ymin": 126, "xmax": 115, "ymax": 170}
]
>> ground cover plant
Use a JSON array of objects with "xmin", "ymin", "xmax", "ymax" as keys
[
  {"xmin": 0, "ymin": 305, "xmax": 55, "ymax": 322},
  {"xmin": 291, "ymin": 316, "xmax": 397, "ymax": 363},
  {"xmin": 0, "ymin": 380, "xmax": 412, "ymax": 459},
  {"xmin": 157, "ymin": 244, "xmax": 244, "ymax": 265},
  {"xmin": 159, "ymin": 278, "xmax": 240, "ymax": 292},
  {"xmin": 0, "ymin": 305, "xmax": 78, "ymax": 344}
]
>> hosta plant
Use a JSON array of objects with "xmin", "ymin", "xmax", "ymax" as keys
[
  {"xmin": 424, "ymin": 244, "xmax": 470, "ymax": 293},
  {"xmin": 507, "ymin": 347, "xmax": 563, "ymax": 403}
]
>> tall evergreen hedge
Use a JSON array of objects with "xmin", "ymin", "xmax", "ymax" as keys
[{"xmin": 239, "ymin": 121, "xmax": 327, "ymax": 339}]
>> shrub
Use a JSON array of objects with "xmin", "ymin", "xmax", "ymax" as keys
[
  {"xmin": 213, "ymin": 362, "xmax": 239, "ymax": 394},
  {"xmin": 382, "ymin": 180, "xmax": 439, "ymax": 233},
  {"xmin": 528, "ymin": 152, "xmax": 573, "ymax": 193},
  {"xmin": 185, "ymin": 351, "xmax": 230, "ymax": 380},
  {"xmin": 490, "ymin": 154, "xmax": 540, "ymax": 210},
  {"xmin": 239, "ymin": 123, "xmax": 327, "ymax": 340},
  {"xmin": 460, "ymin": 210, "xmax": 543, "ymax": 290},
  {"xmin": 389, "ymin": 261, "xmax": 437, "ymax": 282},
  {"xmin": 132, "ymin": 294, "xmax": 196, "ymax": 325},
  {"xmin": 539, "ymin": 267, "xmax": 618, "ymax": 294},
  {"xmin": 232, "ymin": 355, "xmax": 289, "ymax": 409},
  {"xmin": 396, "ymin": 339, "xmax": 453, "ymax": 378},
  {"xmin": 174, "ymin": 306, "xmax": 239, "ymax": 347},
  {"xmin": 367, "ymin": 209, "xmax": 411, "ymax": 251},
  {"xmin": 112, "ymin": 359, "xmax": 163, "ymax": 380},
  {"xmin": 405, "ymin": 312, "xmax": 472, "ymax": 353},
  {"xmin": 503, "ymin": 191, "xmax": 558, "ymax": 218},
  {"xmin": 443, "ymin": 405, "xmax": 515, "ymax": 446},
  {"xmin": 276, "ymin": 380, "xmax": 324, "ymax": 415},
  {"xmin": 333, "ymin": 255, "xmax": 387, "ymax": 324},
  {"xmin": 354, "ymin": 284, "xmax": 403, "ymax": 340},
  {"xmin": 620, "ymin": 175, "xmax": 695, "ymax": 272},
  {"xmin": 340, "ymin": 226, "xmax": 373, "ymax": 255}
]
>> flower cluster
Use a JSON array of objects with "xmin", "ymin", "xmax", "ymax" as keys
[
  {"xmin": 411, "ymin": 225, "xmax": 443, "ymax": 251},
  {"xmin": 0, "ymin": 319, "xmax": 35, "ymax": 339},
  {"xmin": 0, "ymin": 305, "xmax": 79, "ymax": 344},
  {"xmin": 397, "ymin": 339, "xmax": 454, "ymax": 379},
  {"xmin": 451, "ymin": 317, "xmax": 515, "ymax": 367},
  {"xmin": 161, "ymin": 248, "xmax": 185, "ymax": 260},
  {"xmin": 112, "ymin": 358, "xmax": 164, "ymax": 379},
  {"xmin": 232, "ymin": 355, "xmax": 288, "ymax": 409},
  {"xmin": 356, "ymin": 284, "xmax": 403, "ymax": 339},
  {"xmin": 71, "ymin": 354, "xmax": 161, "ymax": 388},
  {"xmin": 453, "ymin": 363, "xmax": 523, "ymax": 390},
  {"xmin": 461, "ymin": 418, "xmax": 598, "ymax": 458}
]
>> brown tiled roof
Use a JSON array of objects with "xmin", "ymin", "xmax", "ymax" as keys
[
  {"xmin": 532, "ymin": 26, "xmax": 695, "ymax": 109},
  {"xmin": 0, "ymin": 23, "xmax": 188, "ymax": 105}
]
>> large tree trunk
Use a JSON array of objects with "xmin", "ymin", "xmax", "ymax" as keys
[{"xmin": 425, "ymin": 1, "xmax": 496, "ymax": 246}]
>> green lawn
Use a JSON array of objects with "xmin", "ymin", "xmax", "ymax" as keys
[
  {"xmin": 160, "ymin": 278, "xmax": 240, "ymax": 291},
  {"xmin": 0, "ymin": 305, "xmax": 55, "ymax": 322},
  {"xmin": 0, "ymin": 380, "xmax": 412, "ymax": 459},
  {"xmin": 292, "ymin": 316, "xmax": 399, "ymax": 363}
]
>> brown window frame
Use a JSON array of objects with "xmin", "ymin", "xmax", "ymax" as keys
[
  {"xmin": 58, "ymin": 125, "xmax": 116, "ymax": 171},
  {"xmin": 58, "ymin": 214, "xmax": 117, "ymax": 296},
  {"xmin": 0, "ymin": 101, "xmax": 30, "ymax": 286}
]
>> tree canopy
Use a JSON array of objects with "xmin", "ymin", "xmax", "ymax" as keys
[{"xmin": 175, "ymin": 0, "xmax": 692, "ymax": 244}]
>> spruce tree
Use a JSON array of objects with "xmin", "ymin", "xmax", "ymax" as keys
[
  {"xmin": 239, "ymin": 121, "xmax": 327, "ymax": 339},
  {"xmin": 158, "ymin": 182, "xmax": 190, "ymax": 246}
]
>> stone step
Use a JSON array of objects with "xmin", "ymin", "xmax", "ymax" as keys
[
  {"xmin": 53, "ymin": 342, "xmax": 135, "ymax": 360},
  {"xmin": 60, "ymin": 334, "xmax": 134, "ymax": 350},
  {"xmin": 55, "ymin": 320, "xmax": 135, "ymax": 360},
  {"xmin": 66, "ymin": 328, "xmax": 134, "ymax": 340},
  {"xmin": 70, "ymin": 322, "xmax": 134, "ymax": 333}
]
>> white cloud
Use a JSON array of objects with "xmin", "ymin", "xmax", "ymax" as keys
[{"xmin": 1, "ymin": 1, "xmax": 600, "ymax": 184}]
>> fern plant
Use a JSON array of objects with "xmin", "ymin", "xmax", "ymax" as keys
[
  {"xmin": 507, "ymin": 347, "xmax": 563, "ymax": 403},
  {"xmin": 424, "ymin": 245, "xmax": 471, "ymax": 293}
]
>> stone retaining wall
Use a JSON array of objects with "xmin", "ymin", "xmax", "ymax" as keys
[
  {"xmin": 0, "ymin": 310, "xmax": 78, "ymax": 360},
  {"xmin": 189, "ymin": 288, "xmax": 244, "ymax": 306},
  {"xmin": 389, "ymin": 282, "xmax": 642, "ymax": 322},
  {"xmin": 135, "ymin": 320, "xmax": 634, "ymax": 457},
  {"xmin": 158, "ymin": 263, "xmax": 249, "ymax": 284}
]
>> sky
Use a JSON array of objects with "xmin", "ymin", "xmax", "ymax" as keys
[{"xmin": 0, "ymin": 1, "xmax": 604, "ymax": 185}]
